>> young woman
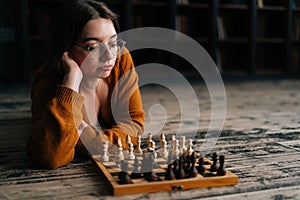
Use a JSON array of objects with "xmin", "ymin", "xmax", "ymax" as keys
[{"xmin": 27, "ymin": 0, "xmax": 144, "ymax": 169}]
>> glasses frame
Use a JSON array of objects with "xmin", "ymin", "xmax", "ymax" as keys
[{"xmin": 75, "ymin": 38, "xmax": 126, "ymax": 57}]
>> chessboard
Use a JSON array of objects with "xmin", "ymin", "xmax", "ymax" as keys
[{"xmin": 91, "ymin": 134, "xmax": 238, "ymax": 196}]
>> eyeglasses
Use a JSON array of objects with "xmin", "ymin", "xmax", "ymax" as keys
[{"xmin": 75, "ymin": 39, "xmax": 126, "ymax": 57}]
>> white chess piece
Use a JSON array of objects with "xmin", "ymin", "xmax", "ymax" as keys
[
  {"xmin": 128, "ymin": 143, "xmax": 135, "ymax": 160},
  {"xmin": 173, "ymin": 139, "xmax": 180, "ymax": 158},
  {"xmin": 180, "ymin": 136, "xmax": 187, "ymax": 155},
  {"xmin": 171, "ymin": 135, "xmax": 176, "ymax": 150},
  {"xmin": 160, "ymin": 133, "xmax": 165, "ymax": 147},
  {"xmin": 161, "ymin": 139, "xmax": 168, "ymax": 159},
  {"xmin": 101, "ymin": 140, "xmax": 109, "ymax": 162},
  {"xmin": 134, "ymin": 134, "xmax": 143, "ymax": 155},
  {"xmin": 187, "ymin": 138, "xmax": 194, "ymax": 156},
  {"xmin": 126, "ymin": 135, "xmax": 132, "ymax": 149}
]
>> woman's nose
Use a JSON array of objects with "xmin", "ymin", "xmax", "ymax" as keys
[{"xmin": 101, "ymin": 45, "xmax": 114, "ymax": 60}]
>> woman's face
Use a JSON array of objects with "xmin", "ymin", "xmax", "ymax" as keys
[{"xmin": 71, "ymin": 18, "xmax": 118, "ymax": 79}]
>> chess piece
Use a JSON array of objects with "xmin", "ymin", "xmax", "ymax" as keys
[
  {"xmin": 117, "ymin": 137, "xmax": 122, "ymax": 149},
  {"xmin": 160, "ymin": 133, "xmax": 166, "ymax": 147},
  {"xmin": 128, "ymin": 142, "xmax": 135, "ymax": 160},
  {"xmin": 217, "ymin": 155, "xmax": 226, "ymax": 176},
  {"xmin": 184, "ymin": 153, "xmax": 191, "ymax": 175},
  {"xmin": 186, "ymin": 139, "xmax": 194, "ymax": 156},
  {"xmin": 134, "ymin": 133, "xmax": 143, "ymax": 155},
  {"xmin": 159, "ymin": 133, "xmax": 168, "ymax": 158},
  {"xmin": 210, "ymin": 152, "xmax": 218, "ymax": 172},
  {"xmin": 160, "ymin": 138, "xmax": 168, "ymax": 159},
  {"xmin": 197, "ymin": 155, "xmax": 206, "ymax": 175},
  {"xmin": 147, "ymin": 133, "xmax": 153, "ymax": 148},
  {"xmin": 170, "ymin": 135, "xmax": 176, "ymax": 150},
  {"xmin": 165, "ymin": 163, "xmax": 176, "ymax": 180},
  {"xmin": 173, "ymin": 139, "xmax": 180, "ymax": 159},
  {"xmin": 126, "ymin": 134, "xmax": 132, "ymax": 149},
  {"xmin": 179, "ymin": 136, "xmax": 186, "ymax": 155},
  {"xmin": 118, "ymin": 160, "xmax": 132, "ymax": 184},
  {"xmin": 101, "ymin": 140, "xmax": 109, "ymax": 162},
  {"xmin": 175, "ymin": 155, "xmax": 186, "ymax": 179},
  {"xmin": 115, "ymin": 138, "xmax": 124, "ymax": 162},
  {"xmin": 189, "ymin": 152, "xmax": 198, "ymax": 177},
  {"xmin": 131, "ymin": 157, "xmax": 142, "ymax": 179}
]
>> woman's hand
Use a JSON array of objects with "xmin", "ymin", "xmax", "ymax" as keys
[{"xmin": 61, "ymin": 51, "xmax": 83, "ymax": 92}]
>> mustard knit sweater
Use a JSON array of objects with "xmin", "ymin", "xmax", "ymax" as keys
[{"xmin": 27, "ymin": 51, "xmax": 145, "ymax": 169}]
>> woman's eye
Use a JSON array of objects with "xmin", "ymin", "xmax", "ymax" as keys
[
  {"xmin": 111, "ymin": 43, "xmax": 117, "ymax": 48},
  {"xmin": 87, "ymin": 45, "xmax": 98, "ymax": 51}
]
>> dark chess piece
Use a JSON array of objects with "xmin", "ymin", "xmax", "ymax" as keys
[
  {"xmin": 210, "ymin": 152, "xmax": 218, "ymax": 172},
  {"xmin": 131, "ymin": 157, "xmax": 142, "ymax": 179},
  {"xmin": 118, "ymin": 160, "xmax": 132, "ymax": 184},
  {"xmin": 217, "ymin": 155, "xmax": 226, "ymax": 176},
  {"xmin": 184, "ymin": 154, "xmax": 191, "ymax": 175},
  {"xmin": 175, "ymin": 155, "xmax": 186, "ymax": 179},
  {"xmin": 172, "ymin": 159, "xmax": 179, "ymax": 175},
  {"xmin": 189, "ymin": 152, "xmax": 198, "ymax": 177},
  {"xmin": 197, "ymin": 155, "xmax": 206, "ymax": 175},
  {"xmin": 165, "ymin": 163, "xmax": 176, "ymax": 180}
]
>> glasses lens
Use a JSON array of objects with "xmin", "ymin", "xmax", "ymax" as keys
[{"xmin": 89, "ymin": 39, "xmax": 126, "ymax": 57}]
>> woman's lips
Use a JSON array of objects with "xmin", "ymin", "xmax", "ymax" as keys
[{"xmin": 104, "ymin": 65, "xmax": 113, "ymax": 71}]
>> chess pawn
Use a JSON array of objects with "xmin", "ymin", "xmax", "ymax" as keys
[
  {"xmin": 147, "ymin": 140, "xmax": 157, "ymax": 158},
  {"xmin": 116, "ymin": 147, "xmax": 124, "ymax": 162},
  {"xmin": 173, "ymin": 139, "xmax": 180, "ymax": 159},
  {"xmin": 197, "ymin": 155, "xmax": 206, "ymax": 175},
  {"xmin": 160, "ymin": 139, "xmax": 169, "ymax": 159},
  {"xmin": 165, "ymin": 163, "xmax": 176, "ymax": 180},
  {"xmin": 186, "ymin": 139, "xmax": 194, "ymax": 156},
  {"xmin": 101, "ymin": 140, "xmax": 109, "ymax": 162},
  {"xmin": 170, "ymin": 135, "xmax": 176, "ymax": 150},
  {"xmin": 128, "ymin": 143, "xmax": 135, "ymax": 160},
  {"xmin": 217, "ymin": 155, "xmax": 226, "ymax": 176},
  {"xmin": 210, "ymin": 152, "xmax": 218, "ymax": 172}
]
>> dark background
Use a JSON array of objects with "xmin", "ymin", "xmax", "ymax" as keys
[{"xmin": 1, "ymin": 0, "xmax": 300, "ymax": 85}]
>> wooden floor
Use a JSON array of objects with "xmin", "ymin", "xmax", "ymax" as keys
[{"xmin": 0, "ymin": 79, "xmax": 300, "ymax": 199}]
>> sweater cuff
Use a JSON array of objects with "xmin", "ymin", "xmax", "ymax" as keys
[{"xmin": 55, "ymin": 85, "xmax": 84, "ymax": 106}]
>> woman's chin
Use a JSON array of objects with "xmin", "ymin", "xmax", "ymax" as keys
[{"xmin": 100, "ymin": 70, "xmax": 112, "ymax": 79}]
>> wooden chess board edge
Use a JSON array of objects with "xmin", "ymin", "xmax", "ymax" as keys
[{"xmin": 91, "ymin": 156, "xmax": 238, "ymax": 196}]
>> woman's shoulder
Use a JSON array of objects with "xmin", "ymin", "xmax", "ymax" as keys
[
  {"xmin": 116, "ymin": 47, "xmax": 134, "ymax": 72},
  {"xmin": 31, "ymin": 66, "xmax": 61, "ymax": 94}
]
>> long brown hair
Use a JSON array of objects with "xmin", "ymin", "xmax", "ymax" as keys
[{"xmin": 44, "ymin": 0, "xmax": 120, "ymax": 74}]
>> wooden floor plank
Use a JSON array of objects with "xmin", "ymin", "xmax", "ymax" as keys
[{"xmin": 0, "ymin": 80, "xmax": 300, "ymax": 198}]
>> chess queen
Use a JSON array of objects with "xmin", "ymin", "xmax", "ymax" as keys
[{"xmin": 27, "ymin": 0, "xmax": 144, "ymax": 169}]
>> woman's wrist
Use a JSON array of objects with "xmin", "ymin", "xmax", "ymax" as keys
[
  {"xmin": 62, "ymin": 72, "xmax": 82, "ymax": 92},
  {"xmin": 78, "ymin": 120, "xmax": 88, "ymax": 136}
]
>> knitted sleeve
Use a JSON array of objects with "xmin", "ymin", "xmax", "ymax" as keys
[{"xmin": 27, "ymin": 67, "xmax": 88, "ymax": 169}]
